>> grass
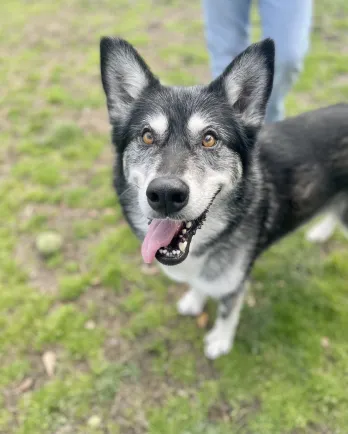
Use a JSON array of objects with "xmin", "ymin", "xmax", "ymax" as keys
[{"xmin": 1, "ymin": 0, "xmax": 348, "ymax": 432}]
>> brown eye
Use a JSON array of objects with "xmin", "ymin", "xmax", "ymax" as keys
[
  {"xmin": 142, "ymin": 131, "xmax": 154, "ymax": 145},
  {"xmin": 202, "ymin": 133, "xmax": 216, "ymax": 148}
]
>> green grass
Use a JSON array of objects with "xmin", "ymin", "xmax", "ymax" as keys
[{"xmin": 1, "ymin": 0, "xmax": 348, "ymax": 432}]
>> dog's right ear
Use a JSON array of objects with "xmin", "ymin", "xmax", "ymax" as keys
[{"xmin": 100, "ymin": 37, "xmax": 159, "ymax": 123}]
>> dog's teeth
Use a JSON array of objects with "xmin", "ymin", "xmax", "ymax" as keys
[
  {"xmin": 186, "ymin": 222, "xmax": 192, "ymax": 228},
  {"xmin": 179, "ymin": 241, "xmax": 187, "ymax": 252},
  {"xmin": 182, "ymin": 229, "xmax": 187, "ymax": 234},
  {"xmin": 159, "ymin": 249, "xmax": 164, "ymax": 254}
]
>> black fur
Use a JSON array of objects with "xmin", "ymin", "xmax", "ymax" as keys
[{"xmin": 100, "ymin": 37, "xmax": 348, "ymax": 359}]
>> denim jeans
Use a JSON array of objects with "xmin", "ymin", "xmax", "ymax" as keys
[{"xmin": 202, "ymin": 0, "xmax": 313, "ymax": 122}]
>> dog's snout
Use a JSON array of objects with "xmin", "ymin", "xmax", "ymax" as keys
[{"xmin": 146, "ymin": 177, "xmax": 189, "ymax": 214}]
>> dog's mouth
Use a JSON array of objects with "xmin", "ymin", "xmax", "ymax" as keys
[{"xmin": 141, "ymin": 190, "xmax": 220, "ymax": 266}]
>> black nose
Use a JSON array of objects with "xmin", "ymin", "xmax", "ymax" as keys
[{"xmin": 146, "ymin": 177, "xmax": 189, "ymax": 214}]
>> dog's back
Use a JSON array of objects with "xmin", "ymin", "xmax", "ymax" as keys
[{"xmin": 257, "ymin": 104, "xmax": 348, "ymax": 245}]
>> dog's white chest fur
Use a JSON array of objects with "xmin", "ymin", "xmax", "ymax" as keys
[{"xmin": 159, "ymin": 246, "xmax": 248, "ymax": 298}]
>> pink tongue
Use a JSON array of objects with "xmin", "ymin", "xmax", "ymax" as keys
[{"xmin": 141, "ymin": 219, "xmax": 181, "ymax": 264}]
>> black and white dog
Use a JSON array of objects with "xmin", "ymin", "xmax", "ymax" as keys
[{"xmin": 100, "ymin": 37, "xmax": 348, "ymax": 359}]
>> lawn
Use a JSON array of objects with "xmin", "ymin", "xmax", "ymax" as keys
[{"xmin": 1, "ymin": 0, "xmax": 348, "ymax": 433}]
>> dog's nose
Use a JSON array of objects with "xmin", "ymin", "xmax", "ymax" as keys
[{"xmin": 146, "ymin": 177, "xmax": 189, "ymax": 214}]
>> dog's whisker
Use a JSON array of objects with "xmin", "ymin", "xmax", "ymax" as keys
[{"xmin": 118, "ymin": 184, "xmax": 138, "ymax": 199}]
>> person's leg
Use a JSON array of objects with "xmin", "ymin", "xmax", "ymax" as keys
[
  {"xmin": 259, "ymin": 0, "xmax": 313, "ymax": 122},
  {"xmin": 202, "ymin": 0, "xmax": 252, "ymax": 79}
]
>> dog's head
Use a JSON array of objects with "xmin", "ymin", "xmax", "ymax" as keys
[{"xmin": 100, "ymin": 37, "xmax": 274, "ymax": 266}]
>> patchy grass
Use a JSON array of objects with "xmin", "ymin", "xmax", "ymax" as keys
[{"xmin": 1, "ymin": 0, "xmax": 348, "ymax": 433}]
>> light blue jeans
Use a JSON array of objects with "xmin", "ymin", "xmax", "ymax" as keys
[{"xmin": 202, "ymin": 0, "xmax": 313, "ymax": 122}]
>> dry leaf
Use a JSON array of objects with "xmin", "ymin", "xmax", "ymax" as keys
[
  {"xmin": 91, "ymin": 277, "xmax": 101, "ymax": 287},
  {"xmin": 197, "ymin": 312, "xmax": 209, "ymax": 329},
  {"xmin": 321, "ymin": 336, "xmax": 330, "ymax": 348},
  {"xmin": 42, "ymin": 351, "xmax": 56, "ymax": 377},
  {"xmin": 141, "ymin": 264, "xmax": 159, "ymax": 275},
  {"xmin": 15, "ymin": 377, "xmax": 34, "ymax": 394},
  {"xmin": 85, "ymin": 320, "xmax": 96, "ymax": 330}
]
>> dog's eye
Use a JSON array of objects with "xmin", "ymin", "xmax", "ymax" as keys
[
  {"xmin": 142, "ymin": 131, "xmax": 154, "ymax": 145},
  {"xmin": 202, "ymin": 133, "xmax": 216, "ymax": 148}
]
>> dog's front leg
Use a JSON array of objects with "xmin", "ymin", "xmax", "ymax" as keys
[
  {"xmin": 177, "ymin": 287, "xmax": 207, "ymax": 316},
  {"xmin": 204, "ymin": 285, "xmax": 246, "ymax": 360}
]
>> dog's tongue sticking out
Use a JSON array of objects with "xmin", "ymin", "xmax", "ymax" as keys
[{"xmin": 141, "ymin": 219, "xmax": 181, "ymax": 263}]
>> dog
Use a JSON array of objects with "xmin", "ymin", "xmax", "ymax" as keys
[{"xmin": 100, "ymin": 36, "xmax": 348, "ymax": 359}]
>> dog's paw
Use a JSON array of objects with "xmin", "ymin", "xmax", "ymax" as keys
[
  {"xmin": 306, "ymin": 217, "xmax": 335, "ymax": 243},
  {"xmin": 204, "ymin": 328, "xmax": 232, "ymax": 360},
  {"xmin": 204, "ymin": 324, "xmax": 233, "ymax": 360},
  {"xmin": 177, "ymin": 289, "xmax": 206, "ymax": 316},
  {"xmin": 204, "ymin": 315, "xmax": 237, "ymax": 359}
]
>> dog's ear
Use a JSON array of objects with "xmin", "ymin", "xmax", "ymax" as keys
[
  {"xmin": 100, "ymin": 37, "xmax": 159, "ymax": 123},
  {"xmin": 210, "ymin": 39, "xmax": 275, "ymax": 128}
]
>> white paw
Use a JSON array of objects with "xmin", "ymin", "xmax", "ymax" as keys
[
  {"xmin": 204, "ymin": 324, "xmax": 234, "ymax": 360},
  {"xmin": 177, "ymin": 289, "xmax": 206, "ymax": 316},
  {"xmin": 306, "ymin": 217, "xmax": 335, "ymax": 243}
]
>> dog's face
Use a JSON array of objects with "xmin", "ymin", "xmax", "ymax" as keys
[{"xmin": 100, "ymin": 38, "xmax": 274, "ymax": 266}]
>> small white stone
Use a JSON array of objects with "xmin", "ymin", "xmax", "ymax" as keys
[
  {"xmin": 179, "ymin": 241, "xmax": 187, "ymax": 252},
  {"xmin": 186, "ymin": 222, "xmax": 192, "ymax": 228},
  {"xmin": 87, "ymin": 415, "xmax": 101, "ymax": 428}
]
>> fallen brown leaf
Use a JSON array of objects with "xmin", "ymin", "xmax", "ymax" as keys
[
  {"xmin": 85, "ymin": 320, "xmax": 96, "ymax": 330},
  {"xmin": 42, "ymin": 351, "xmax": 56, "ymax": 377},
  {"xmin": 15, "ymin": 377, "xmax": 34, "ymax": 394},
  {"xmin": 197, "ymin": 312, "xmax": 209, "ymax": 329},
  {"xmin": 91, "ymin": 277, "xmax": 101, "ymax": 287}
]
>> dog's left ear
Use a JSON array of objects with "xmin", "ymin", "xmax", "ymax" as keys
[
  {"xmin": 210, "ymin": 38, "xmax": 275, "ymax": 128},
  {"xmin": 100, "ymin": 37, "xmax": 159, "ymax": 123}
]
